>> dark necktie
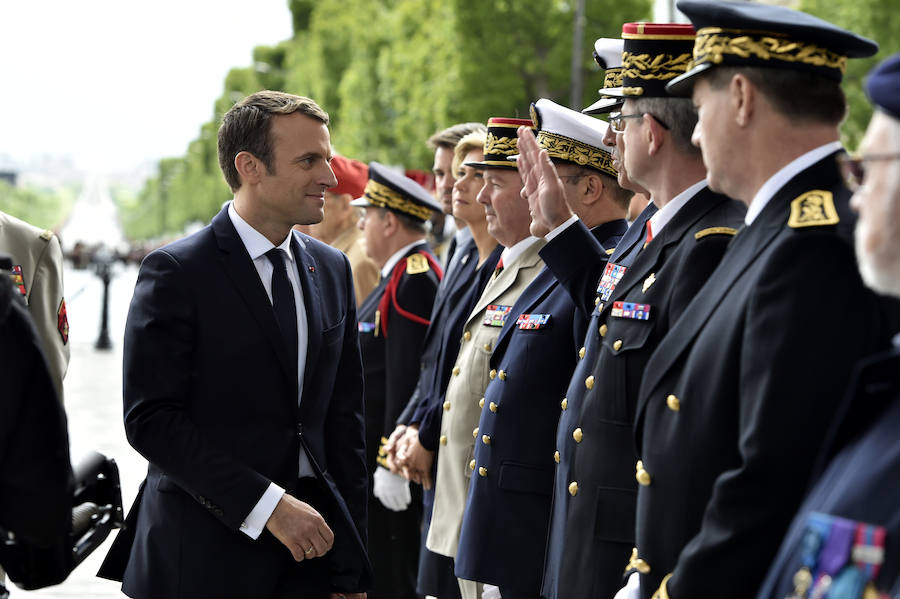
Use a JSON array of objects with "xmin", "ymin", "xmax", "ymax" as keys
[{"xmin": 265, "ymin": 248, "xmax": 298, "ymax": 366}]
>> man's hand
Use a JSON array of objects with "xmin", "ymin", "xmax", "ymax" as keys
[
  {"xmin": 482, "ymin": 584, "xmax": 502, "ymax": 599},
  {"xmin": 265, "ymin": 493, "xmax": 334, "ymax": 561},
  {"xmin": 516, "ymin": 125, "xmax": 573, "ymax": 237},
  {"xmin": 330, "ymin": 593, "xmax": 366, "ymax": 599},
  {"xmin": 397, "ymin": 431, "xmax": 435, "ymax": 490},
  {"xmin": 382, "ymin": 424, "xmax": 407, "ymax": 473}
]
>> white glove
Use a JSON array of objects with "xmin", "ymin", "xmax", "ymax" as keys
[
  {"xmin": 373, "ymin": 466, "xmax": 411, "ymax": 511},
  {"xmin": 613, "ymin": 572, "xmax": 641, "ymax": 599},
  {"xmin": 482, "ymin": 584, "xmax": 501, "ymax": 599}
]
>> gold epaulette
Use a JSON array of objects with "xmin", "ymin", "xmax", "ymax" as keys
[
  {"xmin": 694, "ymin": 226, "xmax": 738, "ymax": 240},
  {"xmin": 40, "ymin": 229, "xmax": 53, "ymax": 241},
  {"xmin": 651, "ymin": 574, "xmax": 673, "ymax": 599},
  {"xmin": 406, "ymin": 253, "xmax": 430, "ymax": 274},
  {"xmin": 788, "ymin": 190, "xmax": 840, "ymax": 229},
  {"xmin": 605, "ymin": 248, "xmax": 615, "ymax": 255}
]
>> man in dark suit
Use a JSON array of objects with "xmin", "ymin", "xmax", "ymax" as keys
[
  {"xmin": 352, "ymin": 162, "xmax": 442, "ymax": 599},
  {"xmin": 624, "ymin": 4, "xmax": 895, "ymax": 598},
  {"xmin": 454, "ymin": 100, "xmax": 629, "ymax": 599},
  {"xmin": 519, "ymin": 23, "xmax": 746, "ymax": 599},
  {"xmin": 99, "ymin": 91, "xmax": 371, "ymax": 599},
  {"xmin": 756, "ymin": 51, "xmax": 900, "ymax": 599}
]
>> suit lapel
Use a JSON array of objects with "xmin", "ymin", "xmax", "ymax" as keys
[
  {"xmin": 466, "ymin": 239, "xmax": 546, "ymax": 327},
  {"xmin": 211, "ymin": 208, "xmax": 296, "ymax": 387},
  {"xmin": 292, "ymin": 234, "xmax": 323, "ymax": 404},
  {"xmin": 610, "ymin": 203, "xmax": 657, "ymax": 263}
]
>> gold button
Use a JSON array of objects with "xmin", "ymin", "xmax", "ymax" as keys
[
  {"xmin": 498, "ymin": 369, "xmax": 507, "ymax": 381},
  {"xmin": 560, "ymin": 397, "xmax": 568, "ymax": 411},
  {"xmin": 599, "ymin": 324, "xmax": 608, "ymax": 337},
  {"xmin": 636, "ymin": 460, "xmax": 651, "ymax": 486},
  {"xmin": 554, "ymin": 450, "xmax": 560, "ymax": 463},
  {"xmin": 613, "ymin": 339, "xmax": 623, "ymax": 351},
  {"xmin": 443, "ymin": 400, "xmax": 451, "ymax": 411},
  {"xmin": 490, "ymin": 369, "xmax": 497, "ymax": 380},
  {"xmin": 585, "ymin": 375, "xmax": 594, "ymax": 390},
  {"xmin": 666, "ymin": 394, "xmax": 681, "ymax": 411},
  {"xmin": 573, "ymin": 428, "xmax": 583, "ymax": 443},
  {"xmin": 479, "ymin": 398, "xmax": 485, "ymax": 408},
  {"xmin": 452, "ymin": 366, "xmax": 461, "ymax": 376},
  {"xmin": 482, "ymin": 434, "xmax": 491, "ymax": 445},
  {"xmin": 440, "ymin": 435, "xmax": 448, "ymax": 445},
  {"xmin": 484, "ymin": 343, "xmax": 492, "ymax": 351},
  {"xmin": 568, "ymin": 482, "xmax": 578, "ymax": 496},
  {"xmin": 463, "ymin": 331, "xmax": 472, "ymax": 341},
  {"xmin": 469, "ymin": 459, "xmax": 476, "ymax": 471},
  {"xmin": 479, "ymin": 467, "xmax": 488, "ymax": 477},
  {"xmin": 579, "ymin": 347, "xmax": 586, "ymax": 359},
  {"xmin": 473, "ymin": 427, "xmax": 479, "ymax": 438},
  {"xmin": 489, "ymin": 402, "xmax": 498, "ymax": 413},
  {"xmin": 595, "ymin": 296, "xmax": 600, "ymax": 306}
]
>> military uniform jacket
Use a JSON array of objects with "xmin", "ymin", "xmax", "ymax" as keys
[
  {"xmin": 756, "ymin": 347, "xmax": 900, "ymax": 599},
  {"xmin": 0, "ymin": 211, "xmax": 69, "ymax": 400},
  {"xmin": 357, "ymin": 242, "xmax": 440, "ymax": 473},
  {"xmin": 540, "ymin": 188, "xmax": 745, "ymax": 599},
  {"xmin": 426, "ymin": 239, "xmax": 546, "ymax": 558},
  {"xmin": 632, "ymin": 152, "xmax": 897, "ymax": 599},
  {"xmin": 454, "ymin": 223, "xmax": 626, "ymax": 593}
]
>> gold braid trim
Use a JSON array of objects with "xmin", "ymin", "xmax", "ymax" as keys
[
  {"xmin": 622, "ymin": 52, "xmax": 693, "ymax": 81},
  {"xmin": 692, "ymin": 27, "xmax": 847, "ymax": 74},
  {"xmin": 603, "ymin": 67, "xmax": 625, "ymax": 89},
  {"xmin": 364, "ymin": 180, "xmax": 433, "ymax": 221},
  {"xmin": 484, "ymin": 132, "xmax": 519, "ymax": 157},
  {"xmin": 536, "ymin": 131, "xmax": 616, "ymax": 178}
]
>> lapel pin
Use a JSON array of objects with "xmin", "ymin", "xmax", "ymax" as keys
[{"xmin": 308, "ymin": 265, "xmax": 316, "ymax": 273}]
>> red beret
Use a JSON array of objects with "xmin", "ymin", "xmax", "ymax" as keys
[{"xmin": 328, "ymin": 155, "xmax": 369, "ymax": 198}]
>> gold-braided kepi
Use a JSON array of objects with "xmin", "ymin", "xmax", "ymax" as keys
[
  {"xmin": 583, "ymin": 37, "xmax": 626, "ymax": 115},
  {"xmin": 666, "ymin": 0, "xmax": 878, "ymax": 96},
  {"xmin": 465, "ymin": 118, "xmax": 535, "ymax": 170},
  {"xmin": 351, "ymin": 161, "xmax": 441, "ymax": 222}
]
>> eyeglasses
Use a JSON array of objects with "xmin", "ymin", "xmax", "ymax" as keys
[
  {"xmin": 608, "ymin": 111, "xmax": 670, "ymax": 134},
  {"xmin": 837, "ymin": 152, "xmax": 900, "ymax": 192}
]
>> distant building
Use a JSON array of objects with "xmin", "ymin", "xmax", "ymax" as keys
[{"xmin": 0, "ymin": 171, "xmax": 17, "ymax": 187}]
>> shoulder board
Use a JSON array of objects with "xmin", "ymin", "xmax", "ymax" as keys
[
  {"xmin": 788, "ymin": 190, "xmax": 840, "ymax": 229},
  {"xmin": 694, "ymin": 226, "xmax": 738, "ymax": 240},
  {"xmin": 40, "ymin": 229, "xmax": 53, "ymax": 241},
  {"xmin": 406, "ymin": 253, "xmax": 430, "ymax": 275},
  {"xmin": 605, "ymin": 248, "xmax": 615, "ymax": 255}
]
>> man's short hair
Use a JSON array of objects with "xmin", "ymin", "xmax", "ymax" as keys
[
  {"xmin": 705, "ymin": 67, "xmax": 847, "ymax": 127},
  {"xmin": 452, "ymin": 130, "xmax": 488, "ymax": 175},
  {"xmin": 427, "ymin": 122, "xmax": 487, "ymax": 151},
  {"xmin": 378, "ymin": 207, "xmax": 428, "ymax": 235},
  {"xmin": 629, "ymin": 96, "xmax": 701, "ymax": 158},
  {"xmin": 218, "ymin": 90, "xmax": 329, "ymax": 192}
]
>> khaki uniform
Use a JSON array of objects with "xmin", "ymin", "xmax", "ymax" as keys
[
  {"xmin": 0, "ymin": 211, "xmax": 68, "ymax": 400},
  {"xmin": 426, "ymin": 240, "xmax": 545, "ymax": 564},
  {"xmin": 331, "ymin": 227, "xmax": 379, "ymax": 308}
]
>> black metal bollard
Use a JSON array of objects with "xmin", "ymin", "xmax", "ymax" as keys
[{"xmin": 93, "ymin": 252, "xmax": 113, "ymax": 350}]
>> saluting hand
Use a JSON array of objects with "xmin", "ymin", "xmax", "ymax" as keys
[
  {"xmin": 265, "ymin": 493, "xmax": 334, "ymax": 562},
  {"xmin": 516, "ymin": 125, "xmax": 574, "ymax": 237}
]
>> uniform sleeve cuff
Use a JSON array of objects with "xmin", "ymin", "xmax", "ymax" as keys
[
  {"xmin": 544, "ymin": 214, "xmax": 580, "ymax": 242},
  {"xmin": 239, "ymin": 482, "xmax": 284, "ymax": 539}
]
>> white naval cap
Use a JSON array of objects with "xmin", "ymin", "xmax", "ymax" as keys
[{"xmin": 584, "ymin": 37, "xmax": 626, "ymax": 115}]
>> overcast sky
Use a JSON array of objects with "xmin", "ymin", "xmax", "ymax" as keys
[{"xmin": 0, "ymin": 0, "xmax": 293, "ymax": 174}]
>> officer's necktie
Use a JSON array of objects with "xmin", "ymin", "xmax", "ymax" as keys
[{"xmin": 265, "ymin": 248, "xmax": 298, "ymax": 366}]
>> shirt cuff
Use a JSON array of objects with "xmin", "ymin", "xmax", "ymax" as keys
[
  {"xmin": 544, "ymin": 214, "xmax": 580, "ymax": 242},
  {"xmin": 239, "ymin": 482, "xmax": 284, "ymax": 539}
]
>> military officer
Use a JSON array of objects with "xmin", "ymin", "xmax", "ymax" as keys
[
  {"xmin": 353, "ymin": 162, "xmax": 443, "ymax": 599},
  {"xmin": 755, "ymin": 51, "xmax": 900, "ymax": 599},
  {"xmin": 454, "ymin": 100, "xmax": 630, "ymax": 599},
  {"xmin": 0, "ymin": 210, "xmax": 69, "ymax": 400},
  {"xmin": 425, "ymin": 117, "xmax": 540, "ymax": 599},
  {"xmin": 627, "ymin": 3, "xmax": 896, "ymax": 598},
  {"xmin": 518, "ymin": 22, "xmax": 746, "ymax": 599}
]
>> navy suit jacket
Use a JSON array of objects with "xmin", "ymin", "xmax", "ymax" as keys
[{"xmin": 100, "ymin": 206, "xmax": 371, "ymax": 598}]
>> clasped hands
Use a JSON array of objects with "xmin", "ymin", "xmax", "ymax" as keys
[{"xmin": 382, "ymin": 424, "xmax": 435, "ymax": 490}]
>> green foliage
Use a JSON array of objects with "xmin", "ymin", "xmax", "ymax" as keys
[
  {"xmin": 0, "ymin": 181, "xmax": 77, "ymax": 231},
  {"xmin": 801, "ymin": 0, "xmax": 900, "ymax": 150}
]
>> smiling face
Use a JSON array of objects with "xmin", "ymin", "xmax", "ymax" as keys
[
  {"xmin": 452, "ymin": 149, "xmax": 486, "ymax": 226},
  {"xmin": 254, "ymin": 112, "xmax": 337, "ymax": 231},
  {"xmin": 476, "ymin": 167, "xmax": 530, "ymax": 247}
]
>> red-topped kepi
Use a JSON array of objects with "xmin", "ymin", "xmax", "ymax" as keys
[
  {"xmin": 328, "ymin": 155, "xmax": 369, "ymax": 198},
  {"xmin": 464, "ymin": 117, "xmax": 535, "ymax": 169}
]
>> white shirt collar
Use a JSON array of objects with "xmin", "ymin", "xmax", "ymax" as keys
[
  {"xmin": 381, "ymin": 240, "xmax": 427, "ymax": 279},
  {"xmin": 228, "ymin": 201, "xmax": 295, "ymax": 262},
  {"xmin": 454, "ymin": 225, "xmax": 473, "ymax": 245},
  {"xmin": 648, "ymin": 179, "xmax": 707, "ymax": 237},
  {"xmin": 500, "ymin": 236, "xmax": 541, "ymax": 268},
  {"xmin": 744, "ymin": 141, "xmax": 843, "ymax": 225}
]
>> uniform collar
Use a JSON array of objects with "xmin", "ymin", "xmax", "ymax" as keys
[
  {"xmin": 648, "ymin": 179, "xmax": 707, "ymax": 237},
  {"xmin": 380, "ymin": 239, "xmax": 427, "ymax": 278}
]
